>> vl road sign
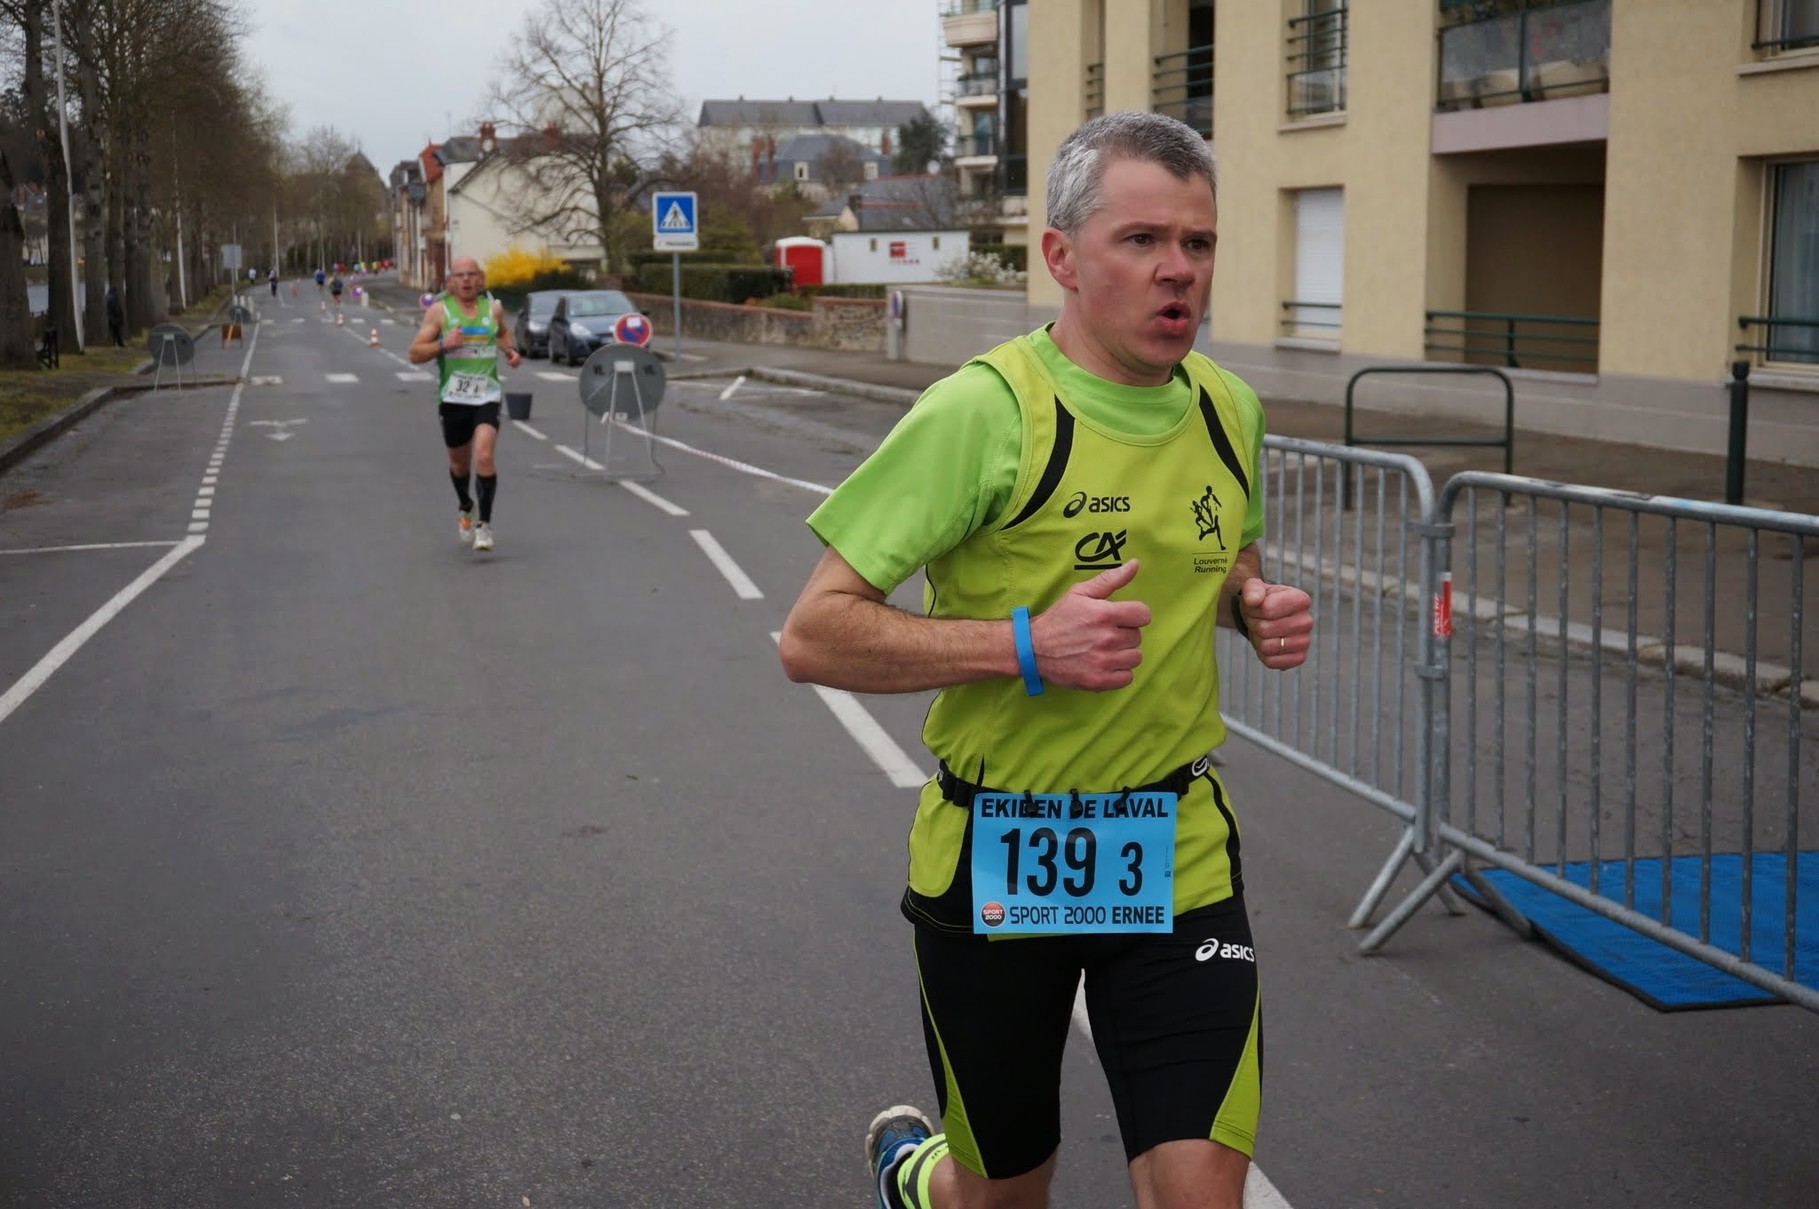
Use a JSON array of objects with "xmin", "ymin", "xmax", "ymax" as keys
[{"xmin": 653, "ymin": 191, "xmax": 698, "ymax": 252}]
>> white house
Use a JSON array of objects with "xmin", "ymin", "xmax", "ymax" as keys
[{"xmin": 809, "ymin": 175, "xmax": 970, "ymax": 285}]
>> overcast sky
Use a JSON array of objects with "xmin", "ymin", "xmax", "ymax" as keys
[{"xmin": 243, "ymin": 0, "xmax": 947, "ymax": 172}]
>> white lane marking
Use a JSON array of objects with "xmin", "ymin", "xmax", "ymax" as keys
[
  {"xmin": 326, "ymin": 373, "xmax": 358, "ymax": 383},
  {"xmin": 620, "ymin": 480, "xmax": 688, "ymax": 517},
  {"xmin": 553, "ymin": 446, "xmax": 690, "ymax": 514},
  {"xmin": 396, "ymin": 371, "xmax": 432, "ymax": 382},
  {"xmin": 0, "ymin": 540, "xmax": 182, "ymax": 556},
  {"xmin": 689, "ymin": 529, "xmax": 762, "ymax": 599},
  {"xmin": 536, "ymin": 371, "xmax": 570, "ymax": 382},
  {"xmin": 768, "ymin": 631, "xmax": 927, "ymax": 789},
  {"xmin": 554, "ymin": 445, "xmax": 603, "ymax": 470},
  {"xmin": 511, "ymin": 420, "xmax": 547, "ymax": 441},
  {"xmin": 190, "ymin": 318, "xmax": 258, "ymax": 536},
  {"xmin": 250, "ymin": 375, "xmax": 283, "ymax": 385},
  {"xmin": 718, "ymin": 374, "xmax": 746, "ymax": 400},
  {"xmin": 606, "ymin": 420, "xmax": 833, "ymax": 495},
  {"xmin": 0, "ymin": 538, "xmax": 205, "ymax": 727}
]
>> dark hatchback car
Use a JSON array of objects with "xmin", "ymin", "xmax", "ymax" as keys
[
  {"xmin": 513, "ymin": 290, "xmax": 564, "ymax": 358},
  {"xmin": 547, "ymin": 290, "xmax": 642, "ymax": 365}
]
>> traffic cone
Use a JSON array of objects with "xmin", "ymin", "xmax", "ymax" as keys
[{"xmin": 368, "ymin": 328, "xmax": 379, "ymax": 347}]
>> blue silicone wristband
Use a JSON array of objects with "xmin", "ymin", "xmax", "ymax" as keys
[{"xmin": 1011, "ymin": 606, "xmax": 1044, "ymax": 696}]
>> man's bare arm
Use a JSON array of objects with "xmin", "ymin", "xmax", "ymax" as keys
[
  {"xmin": 408, "ymin": 309, "xmax": 449, "ymax": 364},
  {"xmin": 779, "ymin": 546, "xmax": 1154, "ymax": 695}
]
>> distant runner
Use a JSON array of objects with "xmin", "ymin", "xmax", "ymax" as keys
[{"xmin": 407, "ymin": 255, "xmax": 520, "ymax": 553}]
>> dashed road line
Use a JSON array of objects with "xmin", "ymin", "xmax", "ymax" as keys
[
  {"xmin": 326, "ymin": 372, "xmax": 358, "ymax": 383},
  {"xmin": 767, "ymin": 632, "xmax": 926, "ymax": 789},
  {"xmin": 689, "ymin": 529, "xmax": 762, "ymax": 599}
]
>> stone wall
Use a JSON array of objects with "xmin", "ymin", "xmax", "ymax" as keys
[{"xmin": 626, "ymin": 292, "xmax": 885, "ymax": 352}]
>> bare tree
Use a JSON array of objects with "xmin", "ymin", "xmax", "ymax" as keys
[
  {"xmin": 814, "ymin": 137, "xmax": 866, "ymax": 198},
  {"xmin": 486, "ymin": 0, "xmax": 685, "ymax": 272},
  {"xmin": 0, "ymin": 142, "xmax": 35, "ymax": 367}
]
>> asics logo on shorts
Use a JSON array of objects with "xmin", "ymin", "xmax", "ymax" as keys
[{"xmin": 1195, "ymin": 937, "xmax": 1255, "ymax": 963}]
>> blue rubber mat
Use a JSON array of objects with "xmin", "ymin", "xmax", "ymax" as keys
[{"xmin": 1454, "ymin": 853, "xmax": 1817, "ymax": 1010}]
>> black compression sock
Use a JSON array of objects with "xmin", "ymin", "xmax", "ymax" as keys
[
  {"xmin": 476, "ymin": 474, "xmax": 497, "ymax": 523},
  {"xmin": 450, "ymin": 471, "xmax": 473, "ymax": 511}
]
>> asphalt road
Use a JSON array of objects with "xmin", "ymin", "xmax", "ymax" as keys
[{"xmin": 1, "ymin": 296, "xmax": 1815, "ymax": 1208}]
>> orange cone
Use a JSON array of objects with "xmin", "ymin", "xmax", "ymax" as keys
[{"xmin": 368, "ymin": 328, "xmax": 379, "ymax": 347}]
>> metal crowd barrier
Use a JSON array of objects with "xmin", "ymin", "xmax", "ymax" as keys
[
  {"xmin": 1219, "ymin": 442, "xmax": 1816, "ymax": 1011},
  {"xmin": 1362, "ymin": 475, "xmax": 1816, "ymax": 1011},
  {"xmin": 1217, "ymin": 436, "xmax": 1465, "ymax": 924}
]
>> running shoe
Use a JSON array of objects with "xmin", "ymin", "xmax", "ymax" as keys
[
  {"xmin": 865, "ymin": 1105, "xmax": 933, "ymax": 1209},
  {"xmin": 472, "ymin": 522, "xmax": 494, "ymax": 552},
  {"xmin": 457, "ymin": 509, "xmax": 475, "ymax": 546}
]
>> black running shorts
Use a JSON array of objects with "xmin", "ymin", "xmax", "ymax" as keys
[
  {"xmin": 439, "ymin": 401, "xmax": 501, "ymax": 449},
  {"xmin": 912, "ymin": 893, "xmax": 1261, "ymax": 1179}
]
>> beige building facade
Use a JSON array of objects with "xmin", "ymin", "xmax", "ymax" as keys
[{"xmin": 919, "ymin": 0, "xmax": 1819, "ymax": 467}]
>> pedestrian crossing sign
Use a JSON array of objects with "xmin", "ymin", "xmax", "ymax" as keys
[{"xmin": 653, "ymin": 191, "xmax": 699, "ymax": 252}]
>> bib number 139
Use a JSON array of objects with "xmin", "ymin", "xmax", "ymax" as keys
[{"xmin": 971, "ymin": 792, "xmax": 1175, "ymax": 934}]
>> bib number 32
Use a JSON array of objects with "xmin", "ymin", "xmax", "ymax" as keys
[{"xmin": 971, "ymin": 791, "xmax": 1175, "ymax": 934}]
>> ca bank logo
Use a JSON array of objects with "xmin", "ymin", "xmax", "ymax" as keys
[
  {"xmin": 1074, "ymin": 529, "xmax": 1129, "ymax": 570},
  {"xmin": 1191, "ymin": 486, "xmax": 1225, "ymax": 548}
]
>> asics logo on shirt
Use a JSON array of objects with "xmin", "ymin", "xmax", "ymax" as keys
[
  {"xmin": 1063, "ymin": 490, "xmax": 1132, "ymax": 518},
  {"xmin": 1195, "ymin": 937, "xmax": 1256, "ymax": 963}
]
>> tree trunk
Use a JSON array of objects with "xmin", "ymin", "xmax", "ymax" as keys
[
  {"xmin": 126, "ymin": 124, "xmax": 156, "ymax": 329},
  {"xmin": 0, "ymin": 147, "xmax": 38, "ymax": 369},
  {"xmin": 24, "ymin": 0, "xmax": 83, "ymax": 354}
]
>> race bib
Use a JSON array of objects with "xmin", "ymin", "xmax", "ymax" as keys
[
  {"xmin": 443, "ymin": 371, "xmax": 498, "ymax": 403},
  {"xmin": 971, "ymin": 791, "xmax": 1175, "ymax": 934}
]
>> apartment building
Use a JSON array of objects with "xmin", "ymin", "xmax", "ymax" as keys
[{"xmin": 920, "ymin": 0, "xmax": 1818, "ymax": 467}]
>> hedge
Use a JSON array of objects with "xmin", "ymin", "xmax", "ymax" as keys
[
  {"xmin": 487, "ymin": 265, "xmax": 596, "ymax": 313},
  {"xmin": 633, "ymin": 263, "xmax": 794, "ymax": 303},
  {"xmin": 799, "ymin": 283, "xmax": 887, "ymax": 300}
]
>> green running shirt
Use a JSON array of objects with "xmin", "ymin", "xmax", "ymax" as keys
[
  {"xmin": 437, "ymin": 295, "xmax": 503, "ymax": 406},
  {"xmin": 807, "ymin": 327, "xmax": 1268, "ymax": 930}
]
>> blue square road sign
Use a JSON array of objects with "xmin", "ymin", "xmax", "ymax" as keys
[{"xmin": 653, "ymin": 192, "xmax": 698, "ymax": 252}]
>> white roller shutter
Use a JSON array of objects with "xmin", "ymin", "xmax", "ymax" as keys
[{"xmin": 1293, "ymin": 187, "xmax": 1344, "ymax": 337}]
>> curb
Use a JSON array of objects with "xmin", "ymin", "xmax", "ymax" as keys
[
  {"xmin": 0, "ymin": 383, "xmax": 132, "ymax": 477},
  {"xmin": 744, "ymin": 366, "xmax": 922, "ymax": 406}
]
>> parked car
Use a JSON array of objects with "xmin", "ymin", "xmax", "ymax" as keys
[
  {"xmin": 513, "ymin": 290, "xmax": 565, "ymax": 358},
  {"xmin": 547, "ymin": 290, "xmax": 642, "ymax": 366}
]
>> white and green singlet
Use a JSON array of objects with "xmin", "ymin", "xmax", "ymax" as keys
[{"xmin": 436, "ymin": 295, "xmax": 503, "ymax": 405}]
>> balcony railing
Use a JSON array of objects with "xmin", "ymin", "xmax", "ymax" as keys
[
  {"xmin": 1086, "ymin": 61, "xmax": 1104, "ymax": 119},
  {"xmin": 942, "ymin": 0, "xmax": 999, "ymax": 15},
  {"xmin": 1425, "ymin": 309, "xmax": 1600, "ymax": 370},
  {"xmin": 1154, "ymin": 44, "xmax": 1214, "ymax": 135},
  {"xmin": 1287, "ymin": 5, "xmax": 1348, "ymax": 119},
  {"xmin": 956, "ymin": 132, "xmax": 998, "ymax": 158},
  {"xmin": 1437, "ymin": 0, "xmax": 1611, "ymax": 112},
  {"xmin": 1281, "ymin": 299, "xmax": 1343, "ymax": 337},
  {"xmin": 957, "ymin": 72, "xmax": 998, "ymax": 98},
  {"xmin": 1753, "ymin": 0, "xmax": 1819, "ymax": 53},
  {"xmin": 1737, "ymin": 315, "xmax": 1819, "ymax": 365}
]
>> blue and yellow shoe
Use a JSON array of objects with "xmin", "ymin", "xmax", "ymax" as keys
[{"xmin": 865, "ymin": 1105, "xmax": 934, "ymax": 1209}]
